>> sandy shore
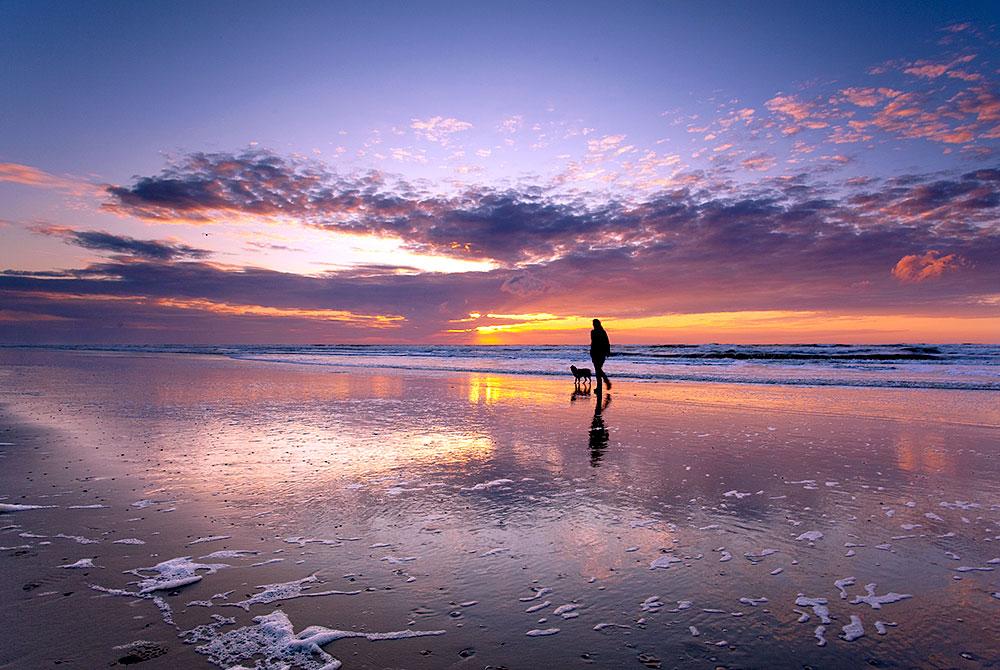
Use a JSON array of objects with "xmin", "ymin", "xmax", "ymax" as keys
[{"xmin": 1, "ymin": 348, "xmax": 998, "ymax": 669}]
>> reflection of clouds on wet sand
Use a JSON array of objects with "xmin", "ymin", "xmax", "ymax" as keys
[
  {"xmin": 893, "ymin": 431, "xmax": 954, "ymax": 476},
  {"xmin": 2, "ymin": 350, "xmax": 999, "ymax": 668}
]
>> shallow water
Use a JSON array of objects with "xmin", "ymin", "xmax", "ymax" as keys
[
  {"xmin": 0, "ymin": 350, "xmax": 998, "ymax": 669},
  {"xmin": 7, "ymin": 342, "xmax": 1000, "ymax": 390}
]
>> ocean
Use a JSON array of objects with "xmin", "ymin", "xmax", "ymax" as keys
[{"xmin": 5, "ymin": 343, "xmax": 999, "ymax": 391}]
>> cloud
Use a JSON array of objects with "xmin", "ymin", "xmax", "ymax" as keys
[
  {"xmin": 498, "ymin": 115, "xmax": 524, "ymax": 133},
  {"xmin": 103, "ymin": 151, "xmax": 369, "ymax": 223},
  {"xmin": 0, "ymin": 162, "xmax": 97, "ymax": 195},
  {"xmin": 500, "ymin": 273, "xmax": 552, "ymax": 297},
  {"xmin": 759, "ymin": 45, "xmax": 998, "ymax": 147},
  {"xmin": 410, "ymin": 116, "xmax": 473, "ymax": 143},
  {"xmin": 942, "ymin": 22, "xmax": 972, "ymax": 33},
  {"xmin": 389, "ymin": 147, "xmax": 428, "ymax": 163},
  {"xmin": 32, "ymin": 225, "xmax": 212, "ymax": 261},
  {"xmin": 741, "ymin": 154, "xmax": 776, "ymax": 171},
  {"xmin": 837, "ymin": 87, "xmax": 901, "ymax": 108},
  {"xmin": 765, "ymin": 94, "xmax": 814, "ymax": 122},
  {"xmin": 891, "ymin": 250, "xmax": 965, "ymax": 282},
  {"xmin": 903, "ymin": 55, "xmax": 977, "ymax": 80},
  {"xmin": 102, "ymin": 150, "xmax": 1000, "ymax": 269},
  {"xmin": 587, "ymin": 134, "xmax": 627, "ymax": 153},
  {"xmin": 154, "ymin": 296, "xmax": 404, "ymax": 326},
  {"xmin": 4, "ymin": 187, "xmax": 999, "ymax": 342},
  {"xmin": 4, "ymin": 148, "xmax": 982, "ymax": 342}
]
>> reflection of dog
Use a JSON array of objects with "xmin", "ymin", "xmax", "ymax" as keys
[{"xmin": 570, "ymin": 365, "xmax": 592, "ymax": 386}]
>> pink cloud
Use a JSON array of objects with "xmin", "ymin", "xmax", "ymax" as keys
[
  {"xmin": 409, "ymin": 116, "xmax": 473, "ymax": 143},
  {"xmin": 903, "ymin": 54, "xmax": 976, "ymax": 79},
  {"xmin": 838, "ymin": 87, "xmax": 901, "ymax": 108},
  {"xmin": 741, "ymin": 154, "xmax": 776, "ymax": 171},
  {"xmin": 765, "ymin": 94, "xmax": 813, "ymax": 122},
  {"xmin": 891, "ymin": 250, "xmax": 965, "ymax": 282},
  {"xmin": 0, "ymin": 162, "xmax": 94, "ymax": 194},
  {"xmin": 587, "ymin": 134, "xmax": 627, "ymax": 153}
]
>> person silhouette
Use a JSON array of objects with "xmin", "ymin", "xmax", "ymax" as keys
[{"xmin": 590, "ymin": 318, "xmax": 612, "ymax": 390}]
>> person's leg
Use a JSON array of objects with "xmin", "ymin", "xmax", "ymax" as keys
[{"xmin": 592, "ymin": 355, "xmax": 611, "ymax": 389}]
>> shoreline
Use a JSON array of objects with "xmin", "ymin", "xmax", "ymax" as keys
[
  {"xmin": 2, "ymin": 342, "xmax": 997, "ymax": 394},
  {"xmin": 3, "ymin": 347, "xmax": 996, "ymax": 429}
]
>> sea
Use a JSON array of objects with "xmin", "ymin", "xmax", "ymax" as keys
[{"xmin": 6, "ymin": 343, "xmax": 999, "ymax": 391}]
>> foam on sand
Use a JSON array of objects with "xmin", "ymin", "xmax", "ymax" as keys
[
  {"xmin": 60, "ymin": 558, "xmax": 97, "ymax": 568},
  {"xmin": 251, "ymin": 558, "xmax": 285, "ymax": 567},
  {"xmin": 462, "ymin": 479, "xmax": 514, "ymax": 491},
  {"xmin": 187, "ymin": 535, "xmax": 232, "ymax": 546},
  {"xmin": 223, "ymin": 574, "xmax": 362, "ymax": 610},
  {"xmin": 744, "ymin": 549, "xmax": 778, "ymax": 563},
  {"xmin": 90, "ymin": 584, "xmax": 176, "ymax": 626},
  {"xmin": 640, "ymin": 596, "xmax": 663, "ymax": 612},
  {"xmin": 0, "ymin": 503, "xmax": 56, "ymax": 513},
  {"xmin": 200, "ymin": 549, "xmax": 258, "ymax": 559},
  {"xmin": 194, "ymin": 609, "xmax": 445, "ymax": 670},
  {"xmin": 874, "ymin": 620, "xmax": 897, "ymax": 635},
  {"xmin": 55, "ymin": 533, "xmax": 100, "ymax": 544},
  {"xmin": 834, "ymin": 577, "xmax": 856, "ymax": 599},
  {"xmin": 840, "ymin": 615, "xmax": 865, "ymax": 641},
  {"xmin": 525, "ymin": 628, "xmax": 560, "ymax": 637},
  {"xmin": 794, "ymin": 595, "xmax": 831, "ymax": 624},
  {"xmin": 127, "ymin": 556, "xmax": 230, "ymax": 594},
  {"xmin": 553, "ymin": 603, "xmax": 579, "ymax": 618},
  {"xmin": 649, "ymin": 554, "xmax": 682, "ymax": 569},
  {"xmin": 480, "ymin": 547, "xmax": 508, "ymax": 557},
  {"xmin": 814, "ymin": 625, "xmax": 827, "ymax": 646},
  {"xmin": 796, "ymin": 531, "xmax": 823, "ymax": 542},
  {"xmin": 284, "ymin": 536, "xmax": 341, "ymax": 547},
  {"xmin": 179, "ymin": 614, "xmax": 236, "ymax": 645},
  {"xmin": 850, "ymin": 583, "xmax": 912, "ymax": 609},
  {"xmin": 131, "ymin": 499, "xmax": 175, "ymax": 509},
  {"xmin": 519, "ymin": 587, "xmax": 552, "ymax": 602}
]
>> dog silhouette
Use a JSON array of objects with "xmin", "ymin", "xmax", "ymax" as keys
[{"xmin": 570, "ymin": 365, "xmax": 593, "ymax": 387}]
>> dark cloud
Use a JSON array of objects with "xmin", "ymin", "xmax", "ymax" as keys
[
  {"xmin": 33, "ymin": 226, "xmax": 212, "ymax": 261},
  {"xmin": 103, "ymin": 151, "xmax": 1000, "ymax": 269},
  {"xmin": 244, "ymin": 241, "xmax": 305, "ymax": 252},
  {"xmin": 500, "ymin": 273, "xmax": 553, "ymax": 297}
]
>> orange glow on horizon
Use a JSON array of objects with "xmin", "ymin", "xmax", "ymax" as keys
[
  {"xmin": 3, "ymin": 290, "xmax": 405, "ymax": 327},
  {"xmin": 446, "ymin": 309, "xmax": 1000, "ymax": 344}
]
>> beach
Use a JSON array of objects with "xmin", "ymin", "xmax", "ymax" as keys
[{"xmin": 1, "ymin": 347, "xmax": 998, "ymax": 669}]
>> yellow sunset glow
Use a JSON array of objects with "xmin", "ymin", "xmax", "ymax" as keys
[{"xmin": 450, "ymin": 310, "xmax": 1000, "ymax": 344}]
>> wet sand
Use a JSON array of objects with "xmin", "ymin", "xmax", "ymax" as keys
[{"xmin": 1, "ymin": 349, "xmax": 998, "ymax": 669}]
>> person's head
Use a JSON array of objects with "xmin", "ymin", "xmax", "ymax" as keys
[{"xmin": 593, "ymin": 318, "xmax": 602, "ymax": 329}]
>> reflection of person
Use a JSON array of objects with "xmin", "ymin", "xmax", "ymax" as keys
[
  {"xmin": 588, "ymin": 386, "xmax": 611, "ymax": 467},
  {"xmin": 589, "ymin": 319, "xmax": 612, "ymax": 390}
]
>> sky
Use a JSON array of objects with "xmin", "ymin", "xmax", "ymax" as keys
[{"xmin": 2, "ymin": 0, "xmax": 1000, "ymax": 344}]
